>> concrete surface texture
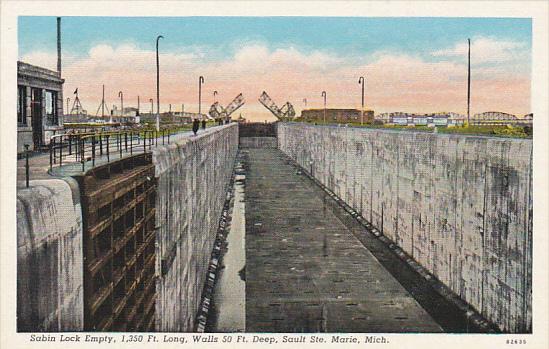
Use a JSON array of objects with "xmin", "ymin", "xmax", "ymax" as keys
[
  {"xmin": 17, "ymin": 178, "xmax": 84, "ymax": 331},
  {"xmin": 239, "ymin": 137, "xmax": 278, "ymax": 149},
  {"xmin": 153, "ymin": 123, "xmax": 239, "ymax": 331},
  {"xmin": 277, "ymin": 122, "xmax": 532, "ymax": 333},
  {"xmin": 244, "ymin": 148, "xmax": 443, "ymax": 332}
]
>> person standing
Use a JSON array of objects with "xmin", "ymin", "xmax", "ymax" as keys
[{"xmin": 192, "ymin": 118, "xmax": 199, "ymax": 135}]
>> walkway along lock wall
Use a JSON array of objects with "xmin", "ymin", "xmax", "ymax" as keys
[
  {"xmin": 16, "ymin": 124, "xmax": 239, "ymax": 332},
  {"xmin": 153, "ymin": 123, "xmax": 238, "ymax": 331},
  {"xmin": 277, "ymin": 122, "xmax": 532, "ymax": 333}
]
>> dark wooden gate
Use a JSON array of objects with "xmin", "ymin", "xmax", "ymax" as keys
[{"xmin": 74, "ymin": 153, "xmax": 157, "ymax": 331}]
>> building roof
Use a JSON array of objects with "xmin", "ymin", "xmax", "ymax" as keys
[{"xmin": 17, "ymin": 61, "xmax": 64, "ymax": 84}]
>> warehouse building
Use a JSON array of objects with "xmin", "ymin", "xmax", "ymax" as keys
[{"xmin": 301, "ymin": 108, "xmax": 374, "ymax": 123}]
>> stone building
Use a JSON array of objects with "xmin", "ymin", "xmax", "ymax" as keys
[
  {"xmin": 301, "ymin": 108, "xmax": 374, "ymax": 123},
  {"xmin": 17, "ymin": 61, "xmax": 64, "ymax": 153}
]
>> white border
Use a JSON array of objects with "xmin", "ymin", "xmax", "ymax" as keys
[{"xmin": 1, "ymin": 2, "xmax": 547, "ymax": 348}]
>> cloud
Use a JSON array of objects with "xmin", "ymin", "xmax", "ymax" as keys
[
  {"xmin": 431, "ymin": 37, "xmax": 529, "ymax": 65},
  {"xmin": 19, "ymin": 40, "xmax": 531, "ymax": 120}
]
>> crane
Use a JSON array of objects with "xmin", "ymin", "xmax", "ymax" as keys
[{"xmin": 258, "ymin": 91, "xmax": 295, "ymax": 120}]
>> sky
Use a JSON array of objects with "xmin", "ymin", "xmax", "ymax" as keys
[{"xmin": 18, "ymin": 16, "xmax": 532, "ymax": 121}]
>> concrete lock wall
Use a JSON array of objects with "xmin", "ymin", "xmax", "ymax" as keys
[
  {"xmin": 278, "ymin": 122, "xmax": 532, "ymax": 333},
  {"xmin": 239, "ymin": 137, "xmax": 278, "ymax": 149},
  {"xmin": 16, "ymin": 178, "xmax": 84, "ymax": 331},
  {"xmin": 153, "ymin": 124, "xmax": 239, "ymax": 331}
]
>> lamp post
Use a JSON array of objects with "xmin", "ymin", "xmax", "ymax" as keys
[
  {"xmin": 137, "ymin": 95, "xmax": 140, "ymax": 115},
  {"xmin": 66, "ymin": 97, "xmax": 70, "ymax": 116},
  {"xmin": 156, "ymin": 35, "xmax": 164, "ymax": 131},
  {"xmin": 467, "ymin": 38, "xmax": 471, "ymax": 125},
  {"xmin": 358, "ymin": 76, "xmax": 365, "ymax": 125},
  {"xmin": 198, "ymin": 76, "xmax": 204, "ymax": 119},
  {"xmin": 149, "ymin": 98, "xmax": 153, "ymax": 115},
  {"xmin": 118, "ymin": 91, "xmax": 124, "ymax": 121},
  {"xmin": 321, "ymin": 91, "xmax": 327, "ymax": 124}
]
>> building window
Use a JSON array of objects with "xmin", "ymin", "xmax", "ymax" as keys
[
  {"xmin": 18, "ymin": 85, "xmax": 26, "ymax": 125},
  {"xmin": 45, "ymin": 90, "xmax": 58, "ymax": 125}
]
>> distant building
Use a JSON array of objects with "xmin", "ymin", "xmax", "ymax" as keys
[
  {"xmin": 17, "ymin": 61, "xmax": 64, "ymax": 153},
  {"xmin": 301, "ymin": 108, "xmax": 374, "ymax": 123},
  {"xmin": 374, "ymin": 111, "xmax": 465, "ymax": 127}
]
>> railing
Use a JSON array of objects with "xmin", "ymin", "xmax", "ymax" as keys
[{"xmin": 49, "ymin": 128, "xmax": 176, "ymax": 173}]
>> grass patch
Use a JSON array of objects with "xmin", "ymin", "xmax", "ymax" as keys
[{"xmin": 292, "ymin": 119, "xmax": 532, "ymax": 139}]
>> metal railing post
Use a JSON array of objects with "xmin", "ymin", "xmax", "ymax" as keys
[
  {"xmin": 162, "ymin": 129, "xmax": 165, "ymax": 145},
  {"xmin": 130, "ymin": 131, "xmax": 133, "ymax": 156},
  {"xmin": 25, "ymin": 144, "xmax": 30, "ymax": 188},
  {"xmin": 119, "ymin": 133, "xmax": 123, "ymax": 158},
  {"xmin": 143, "ymin": 131, "xmax": 147, "ymax": 153},
  {"xmin": 125, "ymin": 132, "xmax": 128, "ymax": 152},
  {"xmin": 59, "ymin": 137, "xmax": 63, "ymax": 166},
  {"xmin": 49, "ymin": 142, "xmax": 53, "ymax": 171},
  {"xmin": 81, "ymin": 138, "xmax": 85, "ymax": 172},
  {"xmin": 92, "ymin": 136, "xmax": 96, "ymax": 167},
  {"xmin": 99, "ymin": 134, "xmax": 103, "ymax": 155},
  {"xmin": 52, "ymin": 137, "xmax": 56, "ymax": 164},
  {"xmin": 106, "ymin": 135, "xmax": 110, "ymax": 162}
]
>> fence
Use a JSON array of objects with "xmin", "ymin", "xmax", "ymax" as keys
[{"xmin": 48, "ymin": 128, "xmax": 177, "ymax": 173}]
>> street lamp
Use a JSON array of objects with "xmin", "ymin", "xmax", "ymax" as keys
[
  {"xmin": 467, "ymin": 38, "xmax": 471, "ymax": 125},
  {"xmin": 358, "ymin": 76, "xmax": 365, "ymax": 125},
  {"xmin": 156, "ymin": 35, "xmax": 164, "ymax": 131},
  {"xmin": 198, "ymin": 76, "xmax": 204, "ymax": 118},
  {"xmin": 321, "ymin": 91, "xmax": 327, "ymax": 124},
  {"xmin": 118, "ymin": 91, "xmax": 124, "ymax": 121}
]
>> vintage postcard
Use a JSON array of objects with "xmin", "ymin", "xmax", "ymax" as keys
[{"xmin": 1, "ymin": 1, "xmax": 548, "ymax": 348}]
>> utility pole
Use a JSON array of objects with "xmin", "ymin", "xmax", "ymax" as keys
[
  {"xmin": 321, "ymin": 91, "xmax": 327, "ymax": 124},
  {"xmin": 467, "ymin": 38, "xmax": 471, "ymax": 125},
  {"xmin": 57, "ymin": 17, "xmax": 61, "ymax": 77},
  {"xmin": 358, "ymin": 76, "xmax": 365, "ymax": 125},
  {"xmin": 102, "ymin": 85, "xmax": 105, "ymax": 118},
  {"xmin": 198, "ymin": 76, "xmax": 204, "ymax": 118},
  {"xmin": 156, "ymin": 35, "xmax": 164, "ymax": 131}
]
